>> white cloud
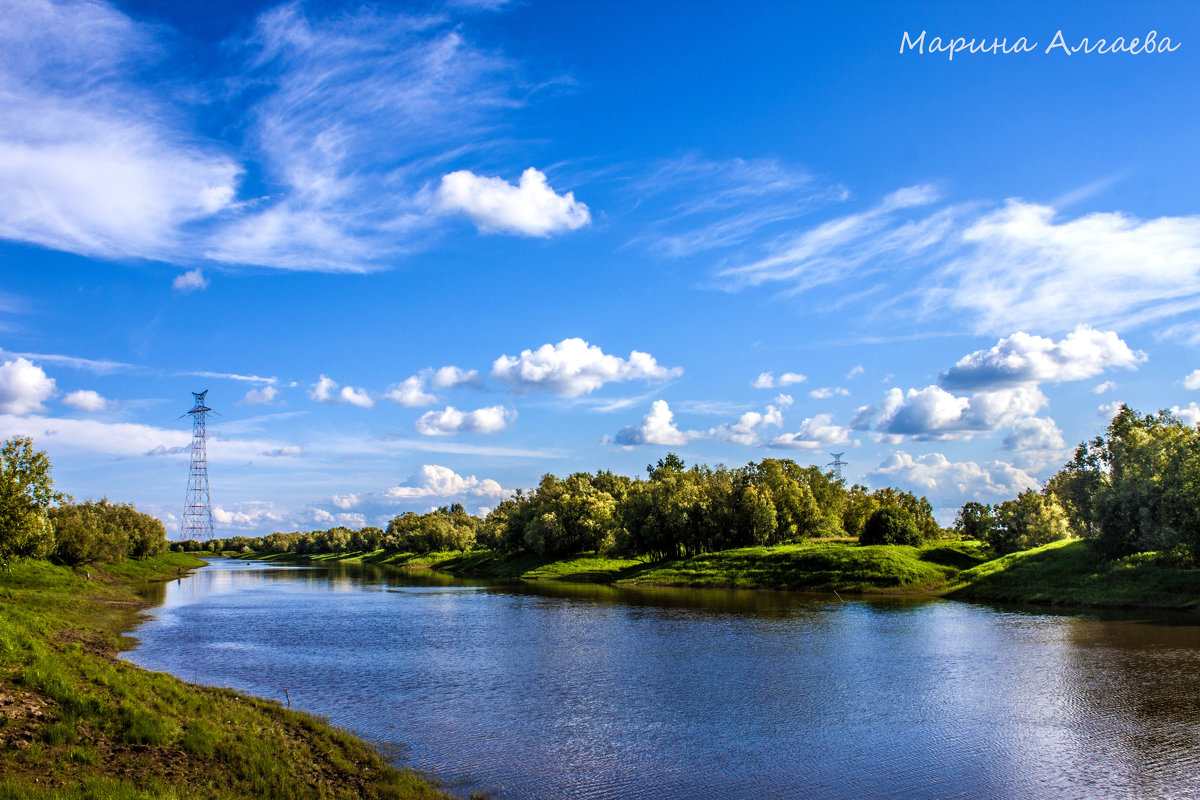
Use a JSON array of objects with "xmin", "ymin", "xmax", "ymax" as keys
[
  {"xmin": 0, "ymin": 357, "xmax": 56, "ymax": 415},
  {"xmin": 1092, "ymin": 381, "xmax": 1116, "ymax": 395},
  {"xmin": 768, "ymin": 414, "xmax": 853, "ymax": 450},
  {"xmin": 331, "ymin": 493, "xmax": 359, "ymax": 510},
  {"xmin": 383, "ymin": 376, "xmax": 437, "ymax": 407},
  {"xmin": 720, "ymin": 184, "xmax": 948, "ymax": 291},
  {"xmin": 854, "ymin": 384, "xmax": 1047, "ymax": 440},
  {"xmin": 242, "ymin": 385, "xmax": 280, "ymax": 405},
  {"xmin": 1183, "ymin": 370, "xmax": 1200, "ymax": 391},
  {"xmin": 808, "ymin": 387, "xmax": 849, "ymax": 399},
  {"xmin": 429, "ymin": 365, "xmax": 482, "ymax": 389},
  {"xmin": 213, "ymin": 503, "xmax": 284, "ymax": 530},
  {"xmin": 172, "ymin": 269, "xmax": 209, "ymax": 293},
  {"xmin": 1098, "ymin": 401, "xmax": 1124, "ymax": 421},
  {"xmin": 869, "ymin": 451, "xmax": 1039, "ymax": 506},
  {"xmin": 61, "ymin": 389, "xmax": 109, "ymax": 413},
  {"xmin": 414, "ymin": 405, "xmax": 514, "ymax": 436},
  {"xmin": 614, "ymin": 400, "xmax": 700, "ymax": 447},
  {"xmin": 1002, "ymin": 416, "xmax": 1069, "ymax": 470},
  {"xmin": 309, "ymin": 375, "xmax": 373, "ymax": 408},
  {"xmin": 943, "ymin": 201, "xmax": 1200, "ymax": 333},
  {"xmin": 206, "ymin": 3, "xmax": 521, "ymax": 270},
  {"xmin": 939, "ymin": 326, "xmax": 1144, "ymax": 389},
  {"xmin": 492, "ymin": 338, "xmax": 682, "ymax": 397},
  {"xmin": 0, "ymin": 0, "xmax": 240, "ymax": 262},
  {"xmin": 710, "ymin": 402, "xmax": 786, "ymax": 445},
  {"xmin": 751, "ymin": 371, "xmax": 806, "ymax": 389},
  {"xmin": 434, "ymin": 167, "xmax": 591, "ymax": 237},
  {"xmin": 1173, "ymin": 403, "xmax": 1200, "ymax": 427},
  {"xmin": 385, "ymin": 464, "xmax": 506, "ymax": 500},
  {"xmin": 0, "ymin": 413, "xmax": 292, "ymax": 464},
  {"xmin": 846, "ymin": 365, "xmax": 865, "ymax": 379}
]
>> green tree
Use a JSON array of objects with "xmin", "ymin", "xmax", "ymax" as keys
[
  {"xmin": 0, "ymin": 437, "xmax": 61, "ymax": 567},
  {"xmin": 860, "ymin": 506, "xmax": 923, "ymax": 546},
  {"xmin": 954, "ymin": 501, "xmax": 996, "ymax": 541},
  {"xmin": 990, "ymin": 489, "xmax": 1070, "ymax": 554}
]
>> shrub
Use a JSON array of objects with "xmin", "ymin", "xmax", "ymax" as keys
[{"xmin": 860, "ymin": 506, "xmax": 923, "ymax": 546}]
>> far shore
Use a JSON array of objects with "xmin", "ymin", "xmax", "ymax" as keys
[{"xmin": 226, "ymin": 538, "xmax": 1200, "ymax": 613}]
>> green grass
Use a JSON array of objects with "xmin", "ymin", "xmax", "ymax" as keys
[
  {"xmin": 0, "ymin": 554, "xmax": 451, "ymax": 800},
  {"xmin": 613, "ymin": 540, "xmax": 991, "ymax": 592},
  {"xmin": 945, "ymin": 538, "xmax": 1200, "ymax": 610},
  {"xmin": 236, "ymin": 537, "xmax": 1200, "ymax": 612}
]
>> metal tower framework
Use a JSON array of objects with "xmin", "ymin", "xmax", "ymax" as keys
[
  {"xmin": 826, "ymin": 452, "xmax": 848, "ymax": 480},
  {"xmin": 182, "ymin": 390, "xmax": 214, "ymax": 541}
]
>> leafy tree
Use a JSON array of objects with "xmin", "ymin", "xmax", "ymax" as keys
[
  {"xmin": 860, "ymin": 506, "xmax": 923, "ymax": 546},
  {"xmin": 954, "ymin": 501, "xmax": 996, "ymax": 541},
  {"xmin": 989, "ymin": 490, "xmax": 1070, "ymax": 555},
  {"xmin": 0, "ymin": 437, "xmax": 61, "ymax": 567}
]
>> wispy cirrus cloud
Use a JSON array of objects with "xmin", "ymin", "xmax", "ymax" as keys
[
  {"xmin": 0, "ymin": 0, "xmax": 240, "ymax": 261},
  {"xmin": 206, "ymin": 2, "xmax": 526, "ymax": 270},
  {"xmin": 714, "ymin": 179, "xmax": 1200, "ymax": 336}
]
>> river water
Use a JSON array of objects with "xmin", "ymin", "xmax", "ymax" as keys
[{"xmin": 124, "ymin": 559, "xmax": 1200, "ymax": 799}]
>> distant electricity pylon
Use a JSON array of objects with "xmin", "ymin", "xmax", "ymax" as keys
[
  {"xmin": 827, "ymin": 452, "xmax": 847, "ymax": 480},
  {"xmin": 182, "ymin": 390, "xmax": 214, "ymax": 541}
]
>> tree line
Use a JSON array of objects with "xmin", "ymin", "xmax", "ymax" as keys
[
  {"xmin": 956, "ymin": 405, "xmax": 1200, "ymax": 560},
  {"xmin": 189, "ymin": 455, "xmax": 947, "ymax": 560},
  {"xmin": 0, "ymin": 436, "xmax": 167, "ymax": 568}
]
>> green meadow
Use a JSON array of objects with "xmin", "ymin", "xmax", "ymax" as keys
[{"xmin": 0, "ymin": 553, "xmax": 450, "ymax": 800}]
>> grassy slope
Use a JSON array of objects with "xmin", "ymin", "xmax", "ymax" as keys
[
  {"xmin": 0, "ymin": 553, "xmax": 449, "ymax": 800},
  {"xmin": 945, "ymin": 539, "xmax": 1200, "ymax": 610},
  {"xmin": 241, "ymin": 537, "xmax": 1200, "ymax": 611}
]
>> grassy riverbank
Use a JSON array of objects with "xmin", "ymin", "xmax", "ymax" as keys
[
  {"xmin": 0, "ymin": 553, "xmax": 450, "ymax": 800},
  {"xmin": 274, "ymin": 538, "xmax": 1200, "ymax": 611}
]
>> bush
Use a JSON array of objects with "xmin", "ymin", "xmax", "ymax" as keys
[{"xmin": 860, "ymin": 506, "xmax": 923, "ymax": 546}]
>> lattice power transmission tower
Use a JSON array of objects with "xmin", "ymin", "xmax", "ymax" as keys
[
  {"xmin": 182, "ymin": 390, "xmax": 214, "ymax": 541},
  {"xmin": 826, "ymin": 452, "xmax": 848, "ymax": 480}
]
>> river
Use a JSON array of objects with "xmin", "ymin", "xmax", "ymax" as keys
[{"xmin": 124, "ymin": 559, "xmax": 1200, "ymax": 799}]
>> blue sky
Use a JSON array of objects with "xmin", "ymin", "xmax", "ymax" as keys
[{"xmin": 3, "ymin": 0, "xmax": 1199, "ymax": 536}]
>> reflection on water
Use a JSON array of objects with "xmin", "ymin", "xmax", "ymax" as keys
[{"xmin": 125, "ymin": 559, "xmax": 1200, "ymax": 800}]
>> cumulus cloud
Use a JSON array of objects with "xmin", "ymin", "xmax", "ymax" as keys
[
  {"xmin": 853, "ymin": 385, "xmax": 1046, "ymax": 440},
  {"xmin": 751, "ymin": 371, "xmax": 806, "ymax": 389},
  {"xmin": 492, "ymin": 338, "xmax": 681, "ymax": 397},
  {"xmin": 61, "ymin": 389, "xmax": 109, "ymax": 413},
  {"xmin": 309, "ymin": 375, "xmax": 373, "ymax": 408},
  {"xmin": 710, "ymin": 402, "xmax": 786, "ymax": 445},
  {"xmin": 1173, "ymin": 403, "xmax": 1200, "ymax": 427},
  {"xmin": 434, "ymin": 167, "xmax": 590, "ymax": 237},
  {"xmin": 429, "ymin": 365, "xmax": 483, "ymax": 389},
  {"xmin": 172, "ymin": 268, "xmax": 209, "ymax": 293},
  {"xmin": 939, "ymin": 326, "xmax": 1144, "ymax": 390},
  {"xmin": 242, "ymin": 385, "xmax": 280, "ymax": 405},
  {"xmin": 768, "ymin": 414, "xmax": 853, "ymax": 450},
  {"xmin": 613, "ymin": 400, "xmax": 700, "ymax": 447},
  {"xmin": 1098, "ymin": 401, "xmax": 1124, "ymax": 421},
  {"xmin": 1184, "ymin": 370, "xmax": 1200, "ymax": 391},
  {"xmin": 212, "ymin": 503, "xmax": 284, "ymax": 529},
  {"xmin": 383, "ymin": 376, "xmax": 437, "ymax": 407},
  {"xmin": 0, "ymin": 357, "xmax": 56, "ymax": 415},
  {"xmin": 809, "ymin": 387, "xmax": 849, "ymax": 399},
  {"xmin": 1092, "ymin": 381, "xmax": 1116, "ymax": 395},
  {"xmin": 869, "ymin": 451, "xmax": 1039, "ymax": 506},
  {"xmin": 846, "ymin": 365, "xmax": 864, "ymax": 379},
  {"xmin": 414, "ymin": 405, "xmax": 514, "ymax": 436},
  {"xmin": 384, "ymin": 464, "xmax": 506, "ymax": 500},
  {"xmin": 1002, "ymin": 416, "xmax": 1069, "ymax": 470},
  {"xmin": 331, "ymin": 493, "xmax": 359, "ymax": 510}
]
